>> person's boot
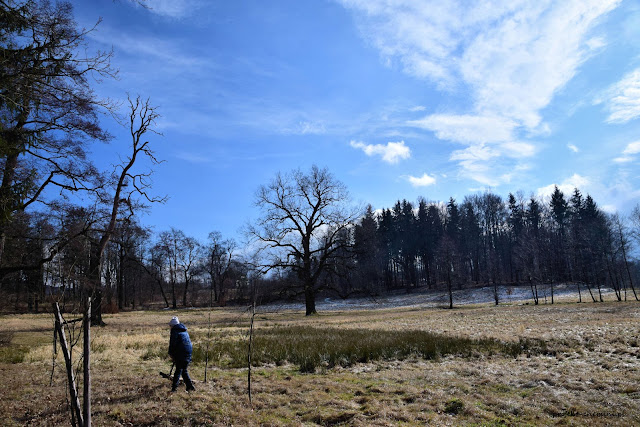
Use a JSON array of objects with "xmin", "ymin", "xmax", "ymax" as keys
[{"xmin": 183, "ymin": 368, "xmax": 195, "ymax": 391}]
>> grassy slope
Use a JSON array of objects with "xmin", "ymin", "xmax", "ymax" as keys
[{"xmin": 1, "ymin": 301, "xmax": 639, "ymax": 426}]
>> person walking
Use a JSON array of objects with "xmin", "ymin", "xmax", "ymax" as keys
[{"xmin": 168, "ymin": 316, "xmax": 195, "ymax": 392}]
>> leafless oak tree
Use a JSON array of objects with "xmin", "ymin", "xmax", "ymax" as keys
[{"xmin": 248, "ymin": 165, "xmax": 361, "ymax": 315}]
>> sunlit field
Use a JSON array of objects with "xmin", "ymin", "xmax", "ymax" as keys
[{"xmin": 1, "ymin": 299, "xmax": 639, "ymax": 426}]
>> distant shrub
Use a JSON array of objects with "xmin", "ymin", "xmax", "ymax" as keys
[
  {"xmin": 444, "ymin": 398, "xmax": 464, "ymax": 415},
  {"xmin": 0, "ymin": 331, "xmax": 13, "ymax": 346},
  {"xmin": 0, "ymin": 346, "xmax": 28, "ymax": 364},
  {"xmin": 141, "ymin": 347, "xmax": 165, "ymax": 361}
]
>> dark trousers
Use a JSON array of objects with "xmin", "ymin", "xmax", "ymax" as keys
[{"xmin": 172, "ymin": 361, "xmax": 194, "ymax": 391}]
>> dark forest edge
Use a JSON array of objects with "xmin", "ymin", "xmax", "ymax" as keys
[{"xmin": 2, "ymin": 183, "xmax": 640, "ymax": 315}]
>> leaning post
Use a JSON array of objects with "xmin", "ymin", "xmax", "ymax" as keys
[{"xmin": 83, "ymin": 298, "xmax": 91, "ymax": 427}]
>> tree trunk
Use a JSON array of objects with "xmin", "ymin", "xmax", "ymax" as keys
[
  {"xmin": 117, "ymin": 246, "xmax": 125, "ymax": 310},
  {"xmin": 620, "ymin": 236, "xmax": 639, "ymax": 301},
  {"xmin": 530, "ymin": 277, "xmax": 539, "ymax": 305},
  {"xmin": 171, "ymin": 280, "xmax": 177, "ymax": 309},
  {"xmin": 447, "ymin": 268, "xmax": 453, "ymax": 309},
  {"xmin": 304, "ymin": 284, "xmax": 316, "ymax": 316},
  {"xmin": 182, "ymin": 279, "xmax": 189, "ymax": 307},
  {"xmin": 0, "ymin": 150, "xmax": 20, "ymax": 266},
  {"xmin": 88, "ymin": 242, "xmax": 105, "ymax": 326}
]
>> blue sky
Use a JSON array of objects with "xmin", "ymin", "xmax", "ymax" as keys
[{"xmin": 72, "ymin": 0, "xmax": 640, "ymax": 243}]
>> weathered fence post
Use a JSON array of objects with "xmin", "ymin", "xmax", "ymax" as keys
[
  {"xmin": 247, "ymin": 301, "xmax": 255, "ymax": 406},
  {"xmin": 83, "ymin": 298, "xmax": 91, "ymax": 427},
  {"xmin": 53, "ymin": 303, "xmax": 83, "ymax": 427}
]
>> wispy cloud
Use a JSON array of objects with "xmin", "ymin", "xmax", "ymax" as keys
[
  {"xmin": 567, "ymin": 143, "xmax": 580, "ymax": 153},
  {"xmin": 350, "ymin": 140, "xmax": 411, "ymax": 164},
  {"xmin": 341, "ymin": 0, "xmax": 621, "ymax": 185},
  {"xmin": 89, "ymin": 26, "xmax": 207, "ymax": 70},
  {"xmin": 297, "ymin": 121, "xmax": 326, "ymax": 135},
  {"xmin": 408, "ymin": 114, "xmax": 517, "ymax": 144},
  {"xmin": 406, "ymin": 173, "xmax": 436, "ymax": 187},
  {"xmin": 603, "ymin": 68, "xmax": 640, "ymax": 123},
  {"xmin": 613, "ymin": 140, "xmax": 640, "ymax": 163},
  {"xmin": 136, "ymin": 0, "xmax": 204, "ymax": 19},
  {"xmin": 174, "ymin": 151, "xmax": 212, "ymax": 164}
]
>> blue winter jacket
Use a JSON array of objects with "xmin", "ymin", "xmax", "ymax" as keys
[{"xmin": 169, "ymin": 323, "xmax": 193, "ymax": 363}]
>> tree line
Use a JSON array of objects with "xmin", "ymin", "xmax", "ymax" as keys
[{"xmin": 346, "ymin": 188, "xmax": 639, "ymax": 308}]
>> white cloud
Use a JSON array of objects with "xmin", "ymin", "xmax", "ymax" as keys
[
  {"xmin": 449, "ymin": 144, "xmax": 503, "ymax": 186},
  {"xmin": 460, "ymin": 1, "xmax": 619, "ymax": 129},
  {"xmin": 567, "ymin": 143, "xmax": 580, "ymax": 153},
  {"xmin": 613, "ymin": 156, "xmax": 633, "ymax": 163},
  {"xmin": 538, "ymin": 171, "xmax": 640, "ymax": 214},
  {"xmin": 499, "ymin": 141, "xmax": 537, "ymax": 158},
  {"xmin": 298, "ymin": 121, "xmax": 326, "ymax": 135},
  {"xmin": 604, "ymin": 68, "xmax": 640, "ymax": 123},
  {"xmin": 623, "ymin": 140, "xmax": 640, "ymax": 155},
  {"xmin": 612, "ymin": 140, "xmax": 640, "ymax": 163},
  {"xmin": 408, "ymin": 114, "xmax": 517, "ymax": 144},
  {"xmin": 341, "ymin": 0, "xmax": 621, "ymax": 186},
  {"xmin": 407, "ymin": 173, "xmax": 436, "ymax": 187},
  {"xmin": 536, "ymin": 174, "xmax": 591, "ymax": 199},
  {"xmin": 409, "ymin": 105, "xmax": 427, "ymax": 112},
  {"xmin": 350, "ymin": 140, "xmax": 411, "ymax": 164},
  {"xmin": 342, "ymin": 0, "xmax": 619, "ymax": 128}
]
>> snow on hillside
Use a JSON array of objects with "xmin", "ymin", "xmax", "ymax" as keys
[{"xmin": 260, "ymin": 283, "xmax": 620, "ymax": 313}]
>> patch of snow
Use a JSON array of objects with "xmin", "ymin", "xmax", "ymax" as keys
[{"xmin": 260, "ymin": 283, "xmax": 617, "ymax": 313}]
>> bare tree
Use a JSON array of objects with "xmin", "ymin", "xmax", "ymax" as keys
[
  {"xmin": 155, "ymin": 228, "xmax": 198, "ymax": 308},
  {"xmin": 204, "ymin": 231, "xmax": 235, "ymax": 304},
  {"xmin": 612, "ymin": 213, "xmax": 638, "ymax": 301},
  {"xmin": 178, "ymin": 235, "xmax": 199, "ymax": 307},
  {"xmin": 147, "ymin": 242, "xmax": 171, "ymax": 307},
  {"xmin": 0, "ymin": 0, "xmax": 116, "ymax": 265},
  {"xmin": 88, "ymin": 95, "xmax": 164, "ymax": 324},
  {"xmin": 247, "ymin": 165, "xmax": 361, "ymax": 315}
]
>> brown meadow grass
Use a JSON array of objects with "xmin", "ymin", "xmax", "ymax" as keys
[{"xmin": 1, "ymin": 299, "xmax": 639, "ymax": 426}]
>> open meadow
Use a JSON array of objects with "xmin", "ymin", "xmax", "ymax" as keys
[{"xmin": 1, "ymin": 297, "xmax": 639, "ymax": 426}]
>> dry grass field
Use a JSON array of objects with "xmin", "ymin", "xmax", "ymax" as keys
[{"xmin": 1, "ymin": 297, "xmax": 639, "ymax": 426}]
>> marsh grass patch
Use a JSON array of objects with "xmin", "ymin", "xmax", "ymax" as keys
[
  {"xmin": 0, "ymin": 345, "xmax": 29, "ymax": 364},
  {"xmin": 183, "ymin": 326, "xmax": 550, "ymax": 372}
]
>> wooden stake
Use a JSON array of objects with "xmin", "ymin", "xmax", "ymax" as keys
[
  {"xmin": 53, "ymin": 303, "xmax": 83, "ymax": 427},
  {"xmin": 247, "ymin": 301, "xmax": 255, "ymax": 406},
  {"xmin": 83, "ymin": 298, "xmax": 91, "ymax": 427}
]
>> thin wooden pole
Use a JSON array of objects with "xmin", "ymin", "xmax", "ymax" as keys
[
  {"xmin": 247, "ymin": 301, "xmax": 255, "ymax": 406},
  {"xmin": 54, "ymin": 303, "xmax": 83, "ymax": 427},
  {"xmin": 83, "ymin": 298, "xmax": 91, "ymax": 427}
]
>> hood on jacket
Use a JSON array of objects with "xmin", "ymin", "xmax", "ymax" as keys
[{"xmin": 171, "ymin": 323, "xmax": 188, "ymax": 332}]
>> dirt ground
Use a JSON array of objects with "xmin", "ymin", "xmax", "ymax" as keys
[{"xmin": 1, "ymin": 299, "xmax": 639, "ymax": 426}]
